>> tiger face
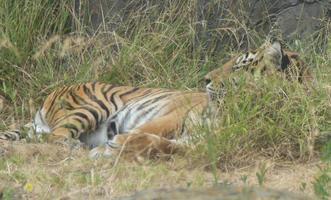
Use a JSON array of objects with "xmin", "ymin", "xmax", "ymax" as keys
[{"xmin": 204, "ymin": 41, "xmax": 309, "ymax": 100}]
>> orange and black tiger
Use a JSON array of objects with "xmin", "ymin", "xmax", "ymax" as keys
[{"xmin": 0, "ymin": 41, "xmax": 310, "ymax": 158}]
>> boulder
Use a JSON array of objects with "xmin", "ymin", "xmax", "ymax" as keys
[
  {"xmin": 72, "ymin": 0, "xmax": 330, "ymax": 51},
  {"xmin": 196, "ymin": 0, "xmax": 330, "ymax": 51}
]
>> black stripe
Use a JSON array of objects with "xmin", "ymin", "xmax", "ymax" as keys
[
  {"xmin": 151, "ymin": 94, "xmax": 171, "ymax": 104},
  {"xmin": 119, "ymin": 88, "xmax": 140, "ymax": 99},
  {"xmin": 69, "ymin": 91, "xmax": 82, "ymax": 105},
  {"xmin": 73, "ymin": 112, "xmax": 92, "ymax": 130},
  {"xmin": 73, "ymin": 92, "xmax": 89, "ymax": 104},
  {"xmin": 133, "ymin": 105, "xmax": 157, "ymax": 127},
  {"xmin": 62, "ymin": 99, "xmax": 75, "ymax": 110},
  {"xmin": 110, "ymin": 91, "xmax": 119, "ymax": 111},
  {"xmin": 70, "ymin": 130, "xmax": 75, "ymax": 138},
  {"xmin": 91, "ymin": 82, "xmax": 97, "ymax": 92},
  {"xmin": 52, "ymin": 107, "xmax": 98, "ymax": 129},
  {"xmin": 46, "ymin": 86, "xmax": 71, "ymax": 118},
  {"xmin": 73, "ymin": 117, "xmax": 86, "ymax": 130},
  {"xmin": 245, "ymin": 52, "xmax": 249, "ymax": 59},
  {"xmin": 134, "ymin": 89, "xmax": 162, "ymax": 100},
  {"xmin": 137, "ymin": 98, "xmax": 154, "ymax": 110},
  {"xmin": 83, "ymin": 106, "xmax": 99, "ymax": 124},
  {"xmin": 137, "ymin": 94, "xmax": 170, "ymax": 110},
  {"xmin": 74, "ymin": 112, "xmax": 89, "ymax": 121},
  {"xmin": 121, "ymin": 106, "xmax": 133, "ymax": 131},
  {"xmin": 102, "ymin": 85, "xmax": 116, "ymax": 109},
  {"xmin": 107, "ymin": 121, "xmax": 117, "ymax": 135},
  {"xmin": 102, "ymin": 85, "xmax": 116, "ymax": 96},
  {"xmin": 57, "ymin": 86, "xmax": 71, "ymax": 98},
  {"xmin": 46, "ymin": 92, "xmax": 60, "ymax": 118},
  {"xmin": 133, "ymin": 103, "xmax": 169, "ymax": 130},
  {"xmin": 140, "ymin": 89, "xmax": 170, "ymax": 99},
  {"xmin": 83, "ymin": 85, "xmax": 110, "ymax": 119},
  {"xmin": 55, "ymin": 123, "xmax": 79, "ymax": 137},
  {"xmin": 37, "ymin": 110, "xmax": 48, "ymax": 127},
  {"xmin": 102, "ymin": 86, "xmax": 115, "ymax": 100},
  {"xmin": 141, "ymin": 89, "xmax": 153, "ymax": 96}
]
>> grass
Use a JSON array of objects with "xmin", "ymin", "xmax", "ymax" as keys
[{"xmin": 0, "ymin": 0, "xmax": 330, "ymax": 199}]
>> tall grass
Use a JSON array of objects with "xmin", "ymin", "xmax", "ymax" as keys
[
  {"xmin": 0, "ymin": 0, "xmax": 329, "ymax": 172},
  {"xmin": 195, "ymin": 70, "xmax": 329, "ymax": 168},
  {"xmin": 0, "ymin": 0, "xmax": 330, "ymax": 199}
]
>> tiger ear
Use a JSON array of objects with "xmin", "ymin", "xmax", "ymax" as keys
[
  {"xmin": 267, "ymin": 41, "xmax": 282, "ymax": 57},
  {"xmin": 265, "ymin": 41, "xmax": 283, "ymax": 70}
]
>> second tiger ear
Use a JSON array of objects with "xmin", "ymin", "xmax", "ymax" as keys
[
  {"xmin": 267, "ymin": 41, "xmax": 282, "ymax": 57},
  {"xmin": 265, "ymin": 41, "xmax": 283, "ymax": 70}
]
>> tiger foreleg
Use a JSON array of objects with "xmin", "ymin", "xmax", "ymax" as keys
[
  {"xmin": 109, "ymin": 113, "xmax": 186, "ymax": 156},
  {"xmin": 110, "ymin": 132, "xmax": 182, "ymax": 155},
  {"xmin": 88, "ymin": 133, "xmax": 182, "ymax": 159}
]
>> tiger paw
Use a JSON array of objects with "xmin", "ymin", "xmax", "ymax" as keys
[{"xmin": 88, "ymin": 145, "xmax": 114, "ymax": 159}]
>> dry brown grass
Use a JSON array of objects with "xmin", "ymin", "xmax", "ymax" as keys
[{"xmin": 0, "ymin": 141, "xmax": 321, "ymax": 199}]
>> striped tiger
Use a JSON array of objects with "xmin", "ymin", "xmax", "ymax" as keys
[{"xmin": 0, "ymin": 41, "xmax": 309, "ymax": 158}]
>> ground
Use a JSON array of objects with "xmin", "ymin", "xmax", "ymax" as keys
[{"xmin": 0, "ymin": 141, "xmax": 322, "ymax": 199}]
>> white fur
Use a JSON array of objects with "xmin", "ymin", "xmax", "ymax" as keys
[
  {"xmin": 88, "ymin": 145, "xmax": 113, "ymax": 158},
  {"xmin": 32, "ymin": 110, "xmax": 51, "ymax": 136},
  {"xmin": 83, "ymin": 122, "xmax": 109, "ymax": 147}
]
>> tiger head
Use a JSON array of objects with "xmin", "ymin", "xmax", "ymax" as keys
[{"xmin": 204, "ymin": 41, "xmax": 308, "ymax": 101}]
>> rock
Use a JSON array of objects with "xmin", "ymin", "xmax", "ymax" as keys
[
  {"xmin": 72, "ymin": 0, "xmax": 164, "ymax": 33},
  {"xmin": 71, "ymin": 0, "xmax": 330, "ymax": 51},
  {"xmin": 196, "ymin": 0, "xmax": 330, "ymax": 52},
  {"xmin": 115, "ymin": 185, "xmax": 315, "ymax": 200}
]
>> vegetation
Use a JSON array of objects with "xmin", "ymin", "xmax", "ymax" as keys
[{"xmin": 0, "ymin": 0, "xmax": 329, "ymax": 199}]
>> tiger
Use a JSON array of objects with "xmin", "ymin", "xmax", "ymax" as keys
[{"xmin": 0, "ymin": 41, "xmax": 309, "ymax": 159}]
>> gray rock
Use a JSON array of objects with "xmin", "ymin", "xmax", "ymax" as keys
[
  {"xmin": 115, "ymin": 185, "xmax": 315, "ymax": 200},
  {"xmin": 71, "ymin": 0, "xmax": 330, "ymax": 51},
  {"xmin": 72, "ymin": 0, "xmax": 164, "ymax": 33},
  {"xmin": 196, "ymin": 0, "xmax": 330, "ymax": 52}
]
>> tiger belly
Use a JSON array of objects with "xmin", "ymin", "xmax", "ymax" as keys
[
  {"xmin": 108, "ymin": 94, "xmax": 172, "ymax": 135},
  {"xmin": 80, "ymin": 91, "xmax": 176, "ymax": 150}
]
